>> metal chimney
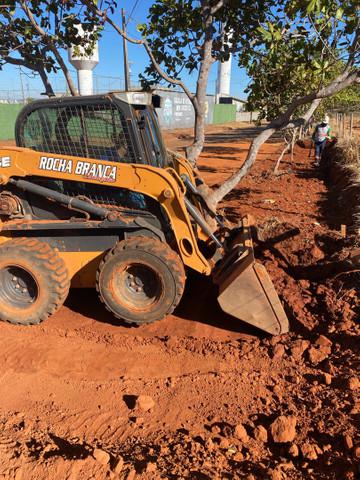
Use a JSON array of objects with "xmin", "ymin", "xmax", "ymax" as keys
[{"xmin": 68, "ymin": 25, "xmax": 99, "ymax": 96}]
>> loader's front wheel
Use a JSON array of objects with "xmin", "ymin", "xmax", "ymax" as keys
[
  {"xmin": 0, "ymin": 238, "xmax": 70, "ymax": 325},
  {"xmin": 96, "ymin": 237, "xmax": 185, "ymax": 325}
]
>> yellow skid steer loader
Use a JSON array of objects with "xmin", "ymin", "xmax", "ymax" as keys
[{"xmin": 0, "ymin": 92, "xmax": 288, "ymax": 335}]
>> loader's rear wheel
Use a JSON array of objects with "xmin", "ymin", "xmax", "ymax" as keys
[
  {"xmin": 0, "ymin": 238, "xmax": 70, "ymax": 325},
  {"xmin": 96, "ymin": 237, "xmax": 185, "ymax": 325}
]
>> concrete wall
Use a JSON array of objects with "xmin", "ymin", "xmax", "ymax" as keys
[
  {"xmin": 154, "ymin": 89, "xmax": 214, "ymax": 129},
  {"xmin": 0, "ymin": 104, "xmax": 24, "ymax": 140},
  {"xmin": 213, "ymin": 104, "xmax": 236, "ymax": 124},
  {"xmin": 236, "ymin": 111, "xmax": 259, "ymax": 122}
]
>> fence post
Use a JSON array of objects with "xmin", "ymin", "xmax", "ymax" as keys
[{"xmin": 349, "ymin": 113, "xmax": 353, "ymax": 138}]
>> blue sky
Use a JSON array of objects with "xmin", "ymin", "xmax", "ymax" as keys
[{"xmin": 0, "ymin": 0, "xmax": 249, "ymax": 100}]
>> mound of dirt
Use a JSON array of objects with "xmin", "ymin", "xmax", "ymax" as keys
[{"xmin": 321, "ymin": 138, "xmax": 360, "ymax": 231}]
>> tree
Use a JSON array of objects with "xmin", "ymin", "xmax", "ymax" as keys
[
  {"xmin": 0, "ymin": 1, "xmax": 100, "ymax": 97},
  {"xmin": 80, "ymin": 0, "xmax": 272, "ymax": 164},
  {"xmin": 137, "ymin": 0, "xmax": 275, "ymax": 163}
]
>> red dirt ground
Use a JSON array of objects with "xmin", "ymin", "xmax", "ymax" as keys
[{"xmin": 0, "ymin": 126, "xmax": 359, "ymax": 479}]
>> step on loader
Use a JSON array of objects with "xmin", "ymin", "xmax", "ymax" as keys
[{"xmin": 0, "ymin": 92, "xmax": 289, "ymax": 335}]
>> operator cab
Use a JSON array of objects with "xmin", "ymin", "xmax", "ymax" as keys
[
  {"xmin": 14, "ymin": 92, "xmax": 169, "ymax": 216},
  {"xmin": 15, "ymin": 91, "xmax": 168, "ymax": 169}
]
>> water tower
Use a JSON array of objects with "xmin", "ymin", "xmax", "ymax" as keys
[
  {"xmin": 216, "ymin": 28, "xmax": 233, "ymax": 101},
  {"xmin": 68, "ymin": 25, "xmax": 99, "ymax": 96},
  {"xmin": 216, "ymin": 54, "xmax": 232, "ymax": 99}
]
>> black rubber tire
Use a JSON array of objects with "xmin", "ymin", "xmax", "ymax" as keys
[
  {"xmin": 96, "ymin": 236, "xmax": 185, "ymax": 325},
  {"xmin": 0, "ymin": 238, "xmax": 70, "ymax": 325}
]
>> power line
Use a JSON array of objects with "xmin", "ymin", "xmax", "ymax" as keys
[{"xmin": 127, "ymin": 0, "xmax": 141, "ymax": 25}]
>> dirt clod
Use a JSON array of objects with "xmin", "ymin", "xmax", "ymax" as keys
[
  {"xmin": 270, "ymin": 416, "xmax": 297, "ymax": 443},
  {"xmin": 253, "ymin": 425, "xmax": 268, "ymax": 443},
  {"xmin": 301, "ymin": 443, "xmax": 322, "ymax": 460},
  {"xmin": 135, "ymin": 395, "xmax": 155, "ymax": 412},
  {"xmin": 234, "ymin": 424, "xmax": 249, "ymax": 443},
  {"xmin": 315, "ymin": 335, "xmax": 332, "ymax": 347},
  {"xmin": 93, "ymin": 448, "xmax": 110, "ymax": 465},
  {"xmin": 347, "ymin": 377, "xmax": 360, "ymax": 391},
  {"xmin": 322, "ymin": 373, "xmax": 332, "ymax": 385},
  {"xmin": 308, "ymin": 346, "xmax": 330, "ymax": 364},
  {"xmin": 290, "ymin": 339, "xmax": 310, "ymax": 360},
  {"xmin": 344, "ymin": 435, "xmax": 354, "ymax": 450},
  {"xmin": 272, "ymin": 344, "xmax": 286, "ymax": 359},
  {"xmin": 288, "ymin": 443, "xmax": 299, "ymax": 457}
]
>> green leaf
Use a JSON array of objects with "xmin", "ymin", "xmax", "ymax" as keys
[
  {"xmin": 335, "ymin": 7, "xmax": 344, "ymax": 20},
  {"xmin": 306, "ymin": 0, "xmax": 317, "ymax": 14},
  {"xmin": 257, "ymin": 26, "xmax": 272, "ymax": 41}
]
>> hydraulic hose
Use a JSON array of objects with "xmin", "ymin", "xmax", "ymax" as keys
[{"xmin": 9, "ymin": 178, "xmax": 110, "ymax": 219}]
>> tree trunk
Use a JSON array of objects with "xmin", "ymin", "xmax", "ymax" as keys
[
  {"xmin": 273, "ymin": 138, "xmax": 290, "ymax": 175},
  {"xmin": 290, "ymin": 128, "xmax": 297, "ymax": 162},
  {"xmin": 185, "ymin": 14, "xmax": 214, "ymax": 165},
  {"xmin": 47, "ymin": 44, "xmax": 78, "ymax": 96},
  {"xmin": 186, "ymin": 109, "xmax": 206, "ymax": 166},
  {"xmin": 36, "ymin": 63, "xmax": 55, "ymax": 97}
]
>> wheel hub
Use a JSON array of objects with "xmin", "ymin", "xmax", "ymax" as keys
[
  {"xmin": 116, "ymin": 263, "xmax": 162, "ymax": 309},
  {"xmin": 0, "ymin": 266, "xmax": 38, "ymax": 309}
]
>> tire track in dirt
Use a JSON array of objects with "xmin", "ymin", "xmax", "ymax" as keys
[{"xmin": 0, "ymin": 327, "xmax": 231, "ymax": 381}]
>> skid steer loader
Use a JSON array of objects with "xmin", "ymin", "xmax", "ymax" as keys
[{"xmin": 0, "ymin": 92, "xmax": 289, "ymax": 335}]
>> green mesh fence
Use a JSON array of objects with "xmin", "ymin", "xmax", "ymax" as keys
[
  {"xmin": 0, "ymin": 104, "xmax": 24, "ymax": 140},
  {"xmin": 213, "ymin": 104, "xmax": 236, "ymax": 124}
]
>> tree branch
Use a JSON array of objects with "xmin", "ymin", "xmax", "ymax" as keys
[
  {"xmin": 20, "ymin": 0, "xmax": 78, "ymax": 96},
  {"xmin": 2, "ymin": 55, "xmax": 55, "ymax": 97},
  {"xmin": 80, "ymin": 0, "xmax": 196, "ymax": 104},
  {"xmin": 210, "ymin": 0, "xmax": 228, "ymax": 15}
]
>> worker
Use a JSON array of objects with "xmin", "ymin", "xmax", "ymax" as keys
[{"xmin": 312, "ymin": 115, "xmax": 331, "ymax": 166}]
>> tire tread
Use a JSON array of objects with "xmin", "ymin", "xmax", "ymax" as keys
[
  {"xmin": 0, "ymin": 238, "xmax": 70, "ymax": 325},
  {"xmin": 96, "ymin": 236, "xmax": 185, "ymax": 325}
]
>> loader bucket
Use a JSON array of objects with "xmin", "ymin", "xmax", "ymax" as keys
[{"xmin": 213, "ymin": 218, "xmax": 289, "ymax": 335}]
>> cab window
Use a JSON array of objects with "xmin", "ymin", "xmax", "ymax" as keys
[{"xmin": 21, "ymin": 102, "xmax": 136, "ymax": 163}]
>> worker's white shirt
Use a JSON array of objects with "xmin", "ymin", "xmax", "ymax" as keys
[{"xmin": 315, "ymin": 125, "xmax": 330, "ymax": 142}]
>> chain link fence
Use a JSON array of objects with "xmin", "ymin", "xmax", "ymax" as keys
[{"xmin": 0, "ymin": 71, "xmax": 137, "ymax": 103}]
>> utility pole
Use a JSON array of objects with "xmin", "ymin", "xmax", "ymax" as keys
[
  {"xmin": 18, "ymin": 67, "xmax": 26, "ymax": 104},
  {"xmin": 121, "ymin": 9, "xmax": 131, "ymax": 91}
]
